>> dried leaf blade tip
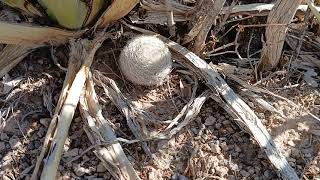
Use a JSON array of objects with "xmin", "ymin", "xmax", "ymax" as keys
[{"xmin": 119, "ymin": 35, "xmax": 172, "ymax": 86}]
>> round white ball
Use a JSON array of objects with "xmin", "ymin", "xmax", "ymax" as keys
[{"xmin": 118, "ymin": 35, "xmax": 172, "ymax": 86}]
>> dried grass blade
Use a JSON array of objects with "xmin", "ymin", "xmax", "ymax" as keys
[{"xmin": 96, "ymin": 0, "xmax": 139, "ymax": 28}]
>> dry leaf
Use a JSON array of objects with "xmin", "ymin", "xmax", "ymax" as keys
[
  {"xmin": 0, "ymin": 21, "xmax": 83, "ymax": 45},
  {"xmin": 0, "ymin": 74, "xmax": 23, "ymax": 95},
  {"xmin": 96, "ymin": 0, "xmax": 139, "ymax": 28}
]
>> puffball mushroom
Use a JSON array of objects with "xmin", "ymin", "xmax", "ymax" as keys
[{"xmin": 118, "ymin": 35, "xmax": 172, "ymax": 86}]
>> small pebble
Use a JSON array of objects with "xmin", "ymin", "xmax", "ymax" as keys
[
  {"xmin": 74, "ymin": 117, "xmax": 82, "ymax": 123},
  {"xmin": 263, "ymin": 170, "xmax": 272, "ymax": 178},
  {"xmin": 215, "ymin": 166, "xmax": 228, "ymax": 177},
  {"xmin": 228, "ymin": 175, "xmax": 236, "ymax": 180},
  {"xmin": 73, "ymin": 164, "xmax": 90, "ymax": 177},
  {"xmin": 96, "ymin": 163, "xmax": 106, "ymax": 173},
  {"xmin": 211, "ymin": 144, "xmax": 221, "ymax": 154},
  {"xmin": 248, "ymin": 168, "xmax": 255, "ymax": 175},
  {"xmin": 205, "ymin": 116, "xmax": 216, "ymax": 126},
  {"xmin": 229, "ymin": 162, "xmax": 239, "ymax": 171},
  {"xmin": 220, "ymin": 142, "xmax": 228, "ymax": 151},
  {"xmin": 222, "ymin": 120, "xmax": 230, "ymax": 126},
  {"xmin": 240, "ymin": 170, "xmax": 250, "ymax": 177},
  {"xmin": 217, "ymin": 154, "xmax": 225, "ymax": 160},
  {"xmin": 9, "ymin": 137, "xmax": 22, "ymax": 150},
  {"xmin": 0, "ymin": 142, "xmax": 6, "ymax": 151},
  {"xmin": 215, "ymin": 123, "xmax": 222, "ymax": 129},
  {"xmin": 304, "ymin": 153, "xmax": 312, "ymax": 158},
  {"xmin": 63, "ymin": 148, "xmax": 79, "ymax": 158},
  {"xmin": 172, "ymin": 173, "xmax": 187, "ymax": 180},
  {"xmin": 39, "ymin": 118, "xmax": 51, "ymax": 127},
  {"xmin": 234, "ymin": 145, "xmax": 241, "ymax": 152},
  {"xmin": 287, "ymin": 140, "xmax": 295, "ymax": 147},
  {"xmin": 0, "ymin": 133, "xmax": 9, "ymax": 141}
]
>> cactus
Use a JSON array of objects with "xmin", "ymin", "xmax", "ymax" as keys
[{"xmin": 119, "ymin": 35, "xmax": 172, "ymax": 86}]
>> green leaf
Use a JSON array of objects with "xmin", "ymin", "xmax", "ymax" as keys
[{"xmin": 37, "ymin": 0, "xmax": 88, "ymax": 29}]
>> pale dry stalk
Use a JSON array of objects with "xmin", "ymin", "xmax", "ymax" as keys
[
  {"xmin": 35, "ymin": 33, "xmax": 107, "ymax": 180},
  {"xmin": 79, "ymin": 73, "xmax": 141, "ymax": 180},
  {"xmin": 258, "ymin": 0, "xmax": 303, "ymax": 72}
]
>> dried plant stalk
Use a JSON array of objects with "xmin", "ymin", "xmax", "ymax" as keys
[
  {"xmin": 31, "ymin": 33, "xmax": 107, "ymax": 180},
  {"xmin": 258, "ymin": 0, "xmax": 303, "ymax": 72},
  {"xmin": 31, "ymin": 39, "xmax": 83, "ymax": 180},
  {"xmin": 192, "ymin": 0, "xmax": 225, "ymax": 55},
  {"xmin": 166, "ymin": 39, "xmax": 300, "ymax": 180},
  {"xmin": 79, "ymin": 73, "xmax": 141, "ymax": 180},
  {"xmin": 0, "ymin": 21, "xmax": 82, "ymax": 45}
]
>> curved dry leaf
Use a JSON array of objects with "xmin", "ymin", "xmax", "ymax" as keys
[
  {"xmin": 96, "ymin": 0, "xmax": 139, "ymax": 28},
  {"xmin": 1, "ymin": 0, "xmax": 43, "ymax": 17},
  {"xmin": 0, "ymin": 21, "xmax": 83, "ymax": 45},
  {"xmin": 0, "ymin": 45, "xmax": 35, "ymax": 78}
]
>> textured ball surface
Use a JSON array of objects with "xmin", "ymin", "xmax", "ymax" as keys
[{"xmin": 119, "ymin": 35, "xmax": 172, "ymax": 86}]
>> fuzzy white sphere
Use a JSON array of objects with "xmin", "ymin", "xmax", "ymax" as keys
[{"xmin": 118, "ymin": 35, "xmax": 172, "ymax": 86}]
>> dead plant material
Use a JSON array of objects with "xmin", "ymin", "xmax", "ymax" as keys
[
  {"xmin": 96, "ymin": 0, "xmax": 139, "ymax": 28},
  {"xmin": 182, "ymin": 0, "xmax": 225, "ymax": 55},
  {"xmin": 79, "ymin": 73, "xmax": 140, "ymax": 180},
  {"xmin": 0, "ymin": 21, "xmax": 82, "ymax": 45},
  {"xmin": 158, "ymin": 90, "xmax": 210, "ymax": 139},
  {"xmin": 31, "ymin": 38, "xmax": 84, "ymax": 180},
  {"xmin": 121, "ymin": 21, "xmax": 299, "ymax": 180},
  {"xmin": 220, "ymin": 3, "xmax": 319, "ymax": 18},
  {"xmin": 258, "ymin": 0, "xmax": 303, "ymax": 72},
  {"xmin": 286, "ymin": 29, "xmax": 320, "ymax": 69},
  {"xmin": 133, "ymin": 2, "xmax": 320, "ymax": 25},
  {"xmin": 130, "ymin": 0, "xmax": 193, "ymax": 25},
  {"xmin": 164, "ymin": 0, "xmax": 176, "ymax": 36},
  {"xmin": 191, "ymin": 0, "xmax": 225, "ymax": 56},
  {"xmin": 169, "ymin": 42, "xmax": 300, "ymax": 180},
  {"xmin": 214, "ymin": 63, "xmax": 320, "ymax": 122},
  {"xmin": 1, "ymin": 0, "xmax": 43, "ymax": 17},
  {"xmin": 31, "ymin": 32, "xmax": 108, "ymax": 180},
  {"xmin": 0, "ymin": 45, "xmax": 36, "ymax": 78},
  {"xmin": 93, "ymin": 71, "xmax": 154, "ymax": 158}
]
